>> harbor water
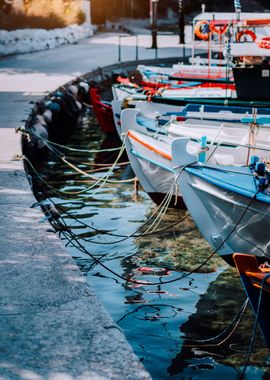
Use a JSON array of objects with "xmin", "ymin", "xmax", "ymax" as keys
[{"xmin": 32, "ymin": 110, "xmax": 270, "ymax": 380}]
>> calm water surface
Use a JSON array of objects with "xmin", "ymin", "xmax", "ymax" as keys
[{"xmin": 33, "ymin": 112, "xmax": 269, "ymax": 379}]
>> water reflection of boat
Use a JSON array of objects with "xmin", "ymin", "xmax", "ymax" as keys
[
  {"xmin": 167, "ymin": 267, "xmax": 270, "ymax": 377},
  {"xmin": 116, "ymin": 241, "xmax": 224, "ymax": 379}
]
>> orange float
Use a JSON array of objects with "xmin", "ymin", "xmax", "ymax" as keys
[{"xmin": 194, "ymin": 21, "xmax": 210, "ymax": 40}]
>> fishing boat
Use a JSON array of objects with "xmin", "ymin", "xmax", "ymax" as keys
[
  {"xmin": 121, "ymin": 109, "xmax": 184, "ymax": 208},
  {"xmin": 117, "ymin": 65, "xmax": 233, "ymax": 90},
  {"xmin": 111, "ymin": 100, "xmax": 123, "ymax": 137},
  {"xmin": 112, "ymin": 82, "xmax": 235, "ymax": 103},
  {"xmin": 111, "ymin": 99, "xmax": 182, "ymax": 139},
  {"xmin": 171, "ymin": 138, "xmax": 270, "ymax": 265},
  {"xmin": 90, "ymin": 88, "xmax": 116, "ymax": 135},
  {"xmin": 122, "ymin": 108, "xmax": 270, "ymax": 209},
  {"xmin": 233, "ymin": 253, "xmax": 270, "ymax": 349},
  {"xmin": 136, "ymin": 64, "xmax": 232, "ymax": 84},
  {"xmin": 113, "ymin": 12, "xmax": 270, "ymax": 108},
  {"xmin": 159, "ymin": 103, "xmax": 270, "ymax": 124},
  {"xmin": 113, "ymin": 98, "xmax": 270, "ymax": 139}
]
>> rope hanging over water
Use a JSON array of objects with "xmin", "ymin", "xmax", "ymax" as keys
[
  {"xmin": 18, "ymin": 128, "xmax": 122, "ymax": 154},
  {"xmin": 50, "ymin": 189, "xmax": 260, "ymax": 286},
  {"xmin": 182, "ymin": 298, "xmax": 249, "ymax": 348}
]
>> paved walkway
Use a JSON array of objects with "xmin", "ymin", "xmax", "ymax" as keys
[{"xmin": 0, "ymin": 32, "xmax": 185, "ymax": 379}]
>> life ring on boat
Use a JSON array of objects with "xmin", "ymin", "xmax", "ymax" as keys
[
  {"xmin": 209, "ymin": 22, "xmax": 228, "ymax": 35},
  {"xmin": 237, "ymin": 30, "xmax": 257, "ymax": 42},
  {"xmin": 194, "ymin": 21, "xmax": 211, "ymax": 40},
  {"xmin": 256, "ymin": 37, "xmax": 270, "ymax": 49}
]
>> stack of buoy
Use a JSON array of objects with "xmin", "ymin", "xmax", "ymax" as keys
[
  {"xmin": 23, "ymin": 81, "xmax": 90, "ymax": 160},
  {"xmin": 194, "ymin": 20, "xmax": 228, "ymax": 40},
  {"xmin": 194, "ymin": 19, "xmax": 257, "ymax": 43}
]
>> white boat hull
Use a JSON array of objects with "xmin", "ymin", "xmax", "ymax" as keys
[
  {"xmin": 177, "ymin": 169, "xmax": 270, "ymax": 263},
  {"xmin": 121, "ymin": 110, "xmax": 184, "ymax": 208}
]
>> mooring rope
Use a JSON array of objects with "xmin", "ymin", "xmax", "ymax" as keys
[
  {"xmin": 183, "ymin": 298, "xmax": 249, "ymax": 347},
  {"xmin": 137, "ymin": 173, "xmax": 181, "ymax": 238},
  {"xmin": 24, "ymin": 147, "xmax": 135, "ymax": 198},
  {"xmin": 24, "ymin": 157, "xmax": 102, "ymax": 198},
  {"xmin": 48, "ymin": 195, "xmax": 188, "ymax": 241},
  {"xmin": 51, "ymin": 189, "xmax": 260, "ymax": 286},
  {"xmin": 80, "ymin": 172, "xmax": 182, "ymax": 244},
  {"xmin": 18, "ymin": 128, "xmax": 122, "ymax": 154},
  {"xmin": 43, "ymin": 134, "xmax": 128, "ymax": 185},
  {"xmin": 25, "ymin": 158, "xmax": 185, "ymax": 245}
]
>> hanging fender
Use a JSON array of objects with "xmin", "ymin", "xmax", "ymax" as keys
[
  {"xmin": 194, "ymin": 21, "xmax": 210, "ymax": 40},
  {"xmin": 237, "ymin": 29, "xmax": 257, "ymax": 42}
]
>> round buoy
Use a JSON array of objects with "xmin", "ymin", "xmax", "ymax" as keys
[{"xmin": 194, "ymin": 21, "xmax": 211, "ymax": 40}]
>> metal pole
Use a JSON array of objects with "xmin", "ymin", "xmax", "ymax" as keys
[
  {"xmin": 135, "ymin": 35, "xmax": 139, "ymax": 61},
  {"xmin": 178, "ymin": 0, "xmax": 186, "ymax": 57},
  {"xmin": 150, "ymin": 0, "xmax": 159, "ymax": 49},
  {"xmin": 178, "ymin": 0, "xmax": 185, "ymax": 44},
  {"xmin": 118, "ymin": 35, "xmax": 121, "ymax": 62}
]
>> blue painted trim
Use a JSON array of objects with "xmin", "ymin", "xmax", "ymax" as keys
[
  {"xmin": 184, "ymin": 103, "xmax": 270, "ymax": 115},
  {"xmin": 242, "ymin": 116, "xmax": 270, "ymax": 124},
  {"xmin": 136, "ymin": 117, "xmax": 166, "ymax": 134},
  {"xmin": 185, "ymin": 166, "xmax": 270, "ymax": 205}
]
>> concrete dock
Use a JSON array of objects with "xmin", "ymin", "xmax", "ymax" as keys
[{"xmin": 0, "ymin": 33, "xmax": 183, "ymax": 379}]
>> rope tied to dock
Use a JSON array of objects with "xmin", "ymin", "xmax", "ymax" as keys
[
  {"xmin": 52, "ymin": 188, "xmax": 261, "ymax": 286},
  {"xmin": 17, "ymin": 127, "xmax": 122, "ymax": 154}
]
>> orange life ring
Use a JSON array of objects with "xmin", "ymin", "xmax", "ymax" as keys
[
  {"xmin": 237, "ymin": 30, "xmax": 257, "ymax": 42},
  {"xmin": 256, "ymin": 36, "xmax": 270, "ymax": 49},
  {"xmin": 209, "ymin": 22, "xmax": 228, "ymax": 35},
  {"xmin": 194, "ymin": 21, "xmax": 210, "ymax": 40}
]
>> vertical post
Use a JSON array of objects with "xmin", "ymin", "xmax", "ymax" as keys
[
  {"xmin": 178, "ymin": 0, "xmax": 185, "ymax": 57},
  {"xmin": 178, "ymin": 0, "xmax": 185, "ymax": 44},
  {"xmin": 118, "ymin": 35, "xmax": 121, "ymax": 62},
  {"xmin": 135, "ymin": 35, "xmax": 139, "ymax": 61},
  {"xmin": 150, "ymin": 0, "xmax": 159, "ymax": 49},
  {"xmin": 155, "ymin": 45, "xmax": 158, "ymax": 60}
]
